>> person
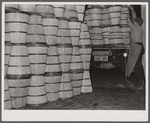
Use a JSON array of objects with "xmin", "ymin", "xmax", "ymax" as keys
[{"xmin": 125, "ymin": 5, "xmax": 145, "ymax": 90}]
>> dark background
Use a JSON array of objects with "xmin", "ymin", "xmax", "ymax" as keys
[{"xmin": 134, "ymin": 5, "xmax": 141, "ymax": 17}]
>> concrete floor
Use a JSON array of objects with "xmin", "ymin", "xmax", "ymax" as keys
[{"xmin": 17, "ymin": 67, "xmax": 145, "ymax": 110}]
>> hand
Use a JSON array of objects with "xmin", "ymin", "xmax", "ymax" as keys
[
  {"xmin": 129, "ymin": 5, "xmax": 134, "ymax": 10},
  {"xmin": 126, "ymin": 17, "xmax": 130, "ymax": 21},
  {"xmin": 126, "ymin": 5, "xmax": 130, "ymax": 7}
]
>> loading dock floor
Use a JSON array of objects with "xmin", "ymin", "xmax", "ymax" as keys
[{"xmin": 16, "ymin": 67, "xmax": 145, "ymax": 110}]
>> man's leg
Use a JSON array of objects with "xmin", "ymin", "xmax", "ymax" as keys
[
  {"xmin": 133, "ymin": 45, "xmax": 145, "ymax": 87},
  {"xmin": 125, "ymin": 44, "xmax": 145, "ymax": 87}
]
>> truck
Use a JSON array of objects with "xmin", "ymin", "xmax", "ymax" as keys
[{"xmin": 83, "ymin": 5, "xmax": 145, "ymax": 72}]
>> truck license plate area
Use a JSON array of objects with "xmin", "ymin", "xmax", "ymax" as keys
[{"xmin": 94, "ymin": 56, "xmax": 108, "ymax": 61}]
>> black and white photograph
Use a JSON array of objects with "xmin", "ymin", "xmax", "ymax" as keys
[{"xmin": 1, "ymin": 1, "xmax": 149, "ymax": 122}]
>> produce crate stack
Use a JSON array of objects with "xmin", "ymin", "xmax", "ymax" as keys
[
  {"xmin": 79, "ymin": 23, "xmax": 93, "ymax": 93},
  {"xmin": 84, "ymin": 5, "xmax": 131, "ymax": 45},
  {"xmin": 6, "ymin": 12, "xmax": 31, "ymax": 108},
  {"xmin": 4, "ymin": 18, "xmax": 12, "ymax": 110},
  {"xmin": 26, "ymin": 14, "xmax": 48, "ymax": 107},
  {"xmin": 57, "ymin": 18, "xmax": 73, "ymax": 99},
  {"xmin": 101, "ymin": 7, "xmax": 110, "ymax": 45},
  {"xmin": 101, "ymin": 26, "xmax": 110, "ymax": 45},
  {"xmin": 19, "ymin": 4, "xmax": 36, "ymax": 14},
  {"xmin": 76, "ymin": 4, "xmax": 86, "ymax": 22},
  {"xmin": 89, "ymin": 6, "xmax": 103, "ymax": 46},
  {"xmin": 90, "ymin": 26, "xmax": 103, "ymax": 46},
  {"xmin": 4, "ymin": 78, "xmax": 12, "ymax": 109},
  {"xmin": 85, "ymin": 6, "xmax": 101, "ymax": 27},
  {"xmin": 35, "ymin": 4, "xmax": 55, "ymax": 18},
  {"xmin": 120, "ymin": 5, "xmax": 131, "ymax": 44},
  {"xmin": 4, "ymin": 4, "xmax": 132, "ymax": 109},
  {"xmin": 53, "ymin": 5, "xmax": 66, "ymax": 18},
  {"xmin": 108, "ymin": 5, "xmax": 128, "ymax": 44},
  {"xmin": 5, "ymin": 4, "xmax": 19, "ymax": 13},
  {"xmin": 43, "ymin": 18, "xmax": 61, "ymax": 102},
  {"xmin": 4, "ymin": 19, "xmax": 11, "ymax": 83},
  {"xmin": 69, "ymin": 21, "xmax": 84, "ymax": 96},
  {"xmin": 120, "ymin": 5, "xmax": 130, "ymax": 26},
  {"xmin": 109, "ymin": 25, "xmax": 122, "ymax": 44},
  {"xmin": 87, "ymin": 5, "xmax": 105, "ymax": 9},
  {"xmin": 120, "ymin": 26, "xmax": 131, "ymax": 44},
  {"xmin": 64, "ymin": 5, "xmax": 78, "ymax": 21},
  {"xmin": 84, "ymin": 6, "xmax": 103, "ymax": 46},
  {"xmin": 101, "ymin": 7, "xmax": 110, "ymax": 26},
  {"xmin": 108, "ymin": 5, "xmax": 122, "ymax": 26}
]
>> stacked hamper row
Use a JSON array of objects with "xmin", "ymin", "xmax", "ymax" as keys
[
  {"xmin": 107, "ymin": 5, "xmax": 122, "ymax": 26},
  {"xmin": 90, "ymin": 26, "xmax": 103, "ymax": 46},
  {"xmin": 85, "ymin": 5, "xmax": 100, "ymax": 26},
  {"xmin": 64, "ymin": 5, "xmax": 78, "ymax": 21},
  {"xmin": 120, "ymin": 5, "xmax": 130, "ymax": 26},
  {"xmin": 86, "ymin": 7, "xmax": 101, "ymax": 27},
  {"xmin": 84, "ymin": 5, "xmax": 131, "ymax": 46},
  {"xmin": 57, "ymin": 18, "xmax": 73, "ymax": 99},
  {"xmin": 101, "ymin": 7, "xmax": 110, "ymax": 45},
  {"xmin": 79, "ymin": 23, "xmax": 93, "ymax": 93},
  {"xmin": 26, "ymin": 14, "xmax": 48, "ymax": 107},
  {"xmin": 107, "ymin": 5, "xmax": 122, "ymax": 44},
  {"xmin": 68, "ymin": 10, "xmax": 84, "ymax": 96},
  {"xmin": 76, "ymin": 4, "xmax": 85, "ymax": 22},
  {"xmin": 120, "ymin": 6, "xmax": 131, "ymax": 44},
  {"xmin": 101, "ymin": 26, "xmax": 110, "ymax": 45},
  {"xmin": 6, "ymin": 12, "xmax": 31, "ymax": 108},
  {"xmin": 5, "ymin": 4, "xmax": 19, "ymax": 13},
  {"xmin": 35, "ymin": 4, "xmax": 55, "ymax": 18},
  {"xmin": 101, "ymin": 7, "xmax": 110, "ymax": 26},
  {"xmin": 4, "ymin": 4, "xmax": 95, "ymax": 109},
  {"xmin": 4, "ymin": 78, "xmax": 12, "ymax": 109},
  {"xmin": 19, "ymin": 4, "xmax": 36, "ymax": 14},
  {"xmin": 67, "ymin": 5, "xmax": 84, "ymax": 96},
  {"xmin": 88, "ymin": 7, "xmax": 103, "ymax": 46},
  {"xmin": 120, "ymin": 26, "xmax": 131, "ymax": 44},
  {"xmin": 43, "ymin": 18, "xmax": 61, "ymax": 102},
  {"xmin": 109, "ymin": 25, "xmax": 122, "ymax": 44},
  {"xmin": 4, "ymin": 18, "xmax": 12, "ymax": 109},
  {"xmin": 85, "ymin": 6, "xmax": 108, "ymax": 46},
  {"xmin": 53, "ymin": 5, "xmax": 66, "ymax": 18}
]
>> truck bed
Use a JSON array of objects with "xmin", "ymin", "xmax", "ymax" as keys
[{"xmin": 92, "ymin": 44, "xmax": 130, "ymax": 50}]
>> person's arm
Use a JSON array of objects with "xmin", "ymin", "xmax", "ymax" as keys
[
  {"xmin": 127, "ymin": 5, "xmax": 137, "ymax": 28},
  {"xmin": 129, "ymin": 32, "xmax": 134, "ymax": 44},
  {"xmin": 127, "ymin": 17, "xmax": 134, "ymax": 29},
  {"xmin": 130, "ymin": 5, "xmax": 137, "ymax": 21}
]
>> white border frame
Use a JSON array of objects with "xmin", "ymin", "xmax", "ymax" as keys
[{"xmin": 1, "ymin": 2, "xmax": 149, "ymax": 121}]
